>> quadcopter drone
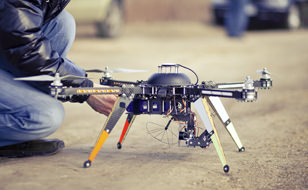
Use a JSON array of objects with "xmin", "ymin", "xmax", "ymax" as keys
[{"xmin": 15, "ymin": 63, "xmax": 272, "ymax": 173}]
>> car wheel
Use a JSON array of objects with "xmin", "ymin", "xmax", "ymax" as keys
[
  {"xmin": 211, "ymin": 9, "xmax": 224, "ymax": 25},
  {"xmin": 96, "ymin": 0, "xmax": 124, "ymax": 38},
  {"xmin": 285, "ymin": 4, "xmax": 301, "ymax": 30}
]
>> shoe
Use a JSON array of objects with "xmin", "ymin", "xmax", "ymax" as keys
[{"xmin": 0, "ymin": 139, "xmax": 65, "ymax": 158}]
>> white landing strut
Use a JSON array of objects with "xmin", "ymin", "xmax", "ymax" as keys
[{"xmin": 208, "ymin": 96, "xmax": 245, "ymax": 152}]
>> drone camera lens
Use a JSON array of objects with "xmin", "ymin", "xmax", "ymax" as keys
[{"xmin": 179, "ymin": 132, "xmax": 189, "ymax": 140}]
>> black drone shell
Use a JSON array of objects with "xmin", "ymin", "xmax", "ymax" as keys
[{"xmin": 146, "ymin": 73, "xmax": 191, "ymax": 86}]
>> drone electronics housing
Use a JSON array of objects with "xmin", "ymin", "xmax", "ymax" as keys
[{"xmin": 146, "ymin": 63, "xmax": 191, "ymax": 86}]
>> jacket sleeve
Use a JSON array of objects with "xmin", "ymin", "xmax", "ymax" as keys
[{"xmin": 0, "ymin": 0, "xmax": 88, "ymax": 88}]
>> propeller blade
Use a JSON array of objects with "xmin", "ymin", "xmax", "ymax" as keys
[
  {"xmin": 86, "ymin": 68, "xmax": 147, "ymax": 74},
  {"xmin": 14, "ymin": 75, "xmax": 55, "ymax": 81},
  {"xmin": 85, "ymin": 69, "xmax": 106, "ymax": 73},
  {"xmin": 60, "ymin": 75, "xmax": 87, "ymax": 80},
  {"xmin": 15, "ymin": 74, "xmax": 87, "ymax": 82},
  {"xmin": 256, "ymin": 68, "xmax": 271, "ymax": 75},
  {"xmin": 110, "ymin": 68, "xmax": 147, "ymax": 73}
]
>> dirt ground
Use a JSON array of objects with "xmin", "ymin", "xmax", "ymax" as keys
[{"xmin": 1, "ymin": 22, "xmax": 308, "ymax": 190}]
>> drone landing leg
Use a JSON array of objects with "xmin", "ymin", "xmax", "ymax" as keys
[
  {"xmin": 117, "ymin": 113, "xmax": 136, "ymax": 149},
  {"xmin": 208, "ymin": 97, "xmax": 245, "ymax": 152},
  {"xmin": 84, "ymin": 96, "xmax": 131, "ymax": 168},
  {"xmin": 195, "ymin": 98, "xmax": 229, "ymax": 173}
]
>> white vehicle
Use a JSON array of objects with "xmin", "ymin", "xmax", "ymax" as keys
[{"xmin": 66, "ymin": 0, "xmax": 124, "ymax": 37}]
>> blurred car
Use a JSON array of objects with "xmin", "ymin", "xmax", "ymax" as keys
[
  {"xmin": 211, "ymin": 0, "xmax": 308, "ymax": 29},
  {"xmin": 66, "ymin": 0, "xmax": 124, "ymax": 37}
]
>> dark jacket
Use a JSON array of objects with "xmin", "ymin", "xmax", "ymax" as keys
[{"xmin": 0, "ymin": 0, "xmax": 92, "ymax": 102}]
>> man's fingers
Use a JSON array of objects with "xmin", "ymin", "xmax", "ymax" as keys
[{"xmin": 86, "ymin": 94, "xmax": 117, "ymax": 116}]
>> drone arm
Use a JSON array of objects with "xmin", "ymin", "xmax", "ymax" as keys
[
  {"xmin": 60, "ymin": 87, "xmax": 122, "ymax": 96},
  {"xmin": 199, "ymin": 88, "xmax": 257, "ymax": 102},
  {"xmin": 100, "ymin": 78, "xmax": 141, "ymax": 87},
  {"xmin": 200, "ymin": 88, "xmax": 243, "ymax": 99},
  {"xmin": 216, "ymin": 80, "xmax": 272, "ymax": 90},
  {"xmin": 215, "ymin": 82, "xmax": 245, "ymax": 89},
  {"xmin": 214, "ymin": 76, "xmax": 272, "ymax": 90},
  {"xmin": 84, "ymin": 96, "xmax": 131, "ymax": 168}
]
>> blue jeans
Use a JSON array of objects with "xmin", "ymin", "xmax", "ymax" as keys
[
  {"xmin": 224, "ymin": 0, "xmax": 249, "ymax": 37},
  {"xmin": 0, "ymin": 10, "xmax": 76, "ymax": 146}
]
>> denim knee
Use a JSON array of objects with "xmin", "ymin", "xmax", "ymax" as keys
[
  {"xmin": 42, "ymin": 10, "xmax": 76, "ymax": 57},
  {"xmin": 14, "ymin": 98, "xmax": 65, "ymax": 139},
  {"xmin": 34, "ymin": 100, "xmax": 65, "ymax": 137},
  {"xmin": 0, "ymin": 99, "xmax": 65, "ymax": 146},
  {"xmin": 57, "ymin": 10, "xmax": 76, "ymax": 53}
]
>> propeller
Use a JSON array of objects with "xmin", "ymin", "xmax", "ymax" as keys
[
  {"xmin": 256, "ymin": 68, "xmax": 271, "ymax": 75},
  {"xmin": 256, "ymin": 68, "xmax": 272, "ymax": 80},
  {"xmin": 86, "ymin": 66, "xmax": 147, "ymax": 79},
  {"xmin": 14, "ymin": 74, "xmax": 86, "ymax": 81},
  {"xmin": 86, "ymin": 66, "xmax": 147, "ymax": 74},
  {"xmin": 14, "ymin": 73, "xmax": 87, "ymax": 87},
  {"xmin": 14, "ymin": 75, "xmax": 55, "ymax": 81}
]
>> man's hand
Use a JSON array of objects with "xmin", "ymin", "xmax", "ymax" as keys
[{"xmin": 86, "ymin": 83, "xmax": 117, "ymax": 116}]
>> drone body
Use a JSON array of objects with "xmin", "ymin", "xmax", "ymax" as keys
[
  {"xmin": 15, "ymin": 63, "xmax": 272, "ymax": 173},
  {"xmin": 82, "ymin": 64, "xmax": 272, "ymax": 173}
]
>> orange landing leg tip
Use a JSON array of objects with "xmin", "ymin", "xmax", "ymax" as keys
[{"xmin": 84, "ymin": 160, "xmax": 92, "ymax": 168}]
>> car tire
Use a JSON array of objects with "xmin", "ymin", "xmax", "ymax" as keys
[
  {"xmin": 284, "ymin": 4, "xmax": 301, "ymax": 30},
  {"xmin": 211, "ymin": 9, "xmax": 224, "ymax": 25},
  {"xmin": 96, "ymin": 0, "xmax": 124, "ymax": 38}
]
